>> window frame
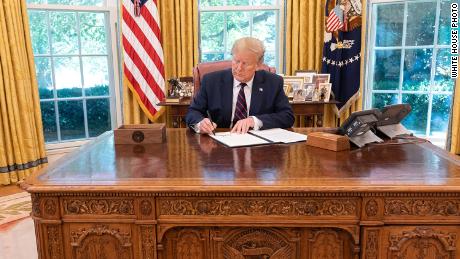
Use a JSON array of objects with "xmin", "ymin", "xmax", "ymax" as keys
[
  {"xmin": 364, "ymin": 0, "xmax": 453, "ymax": 146},
  {"xmin": 198, "ymin": 0, "xmax": 284, "ymax": 72},
  {"xmin": 27, "ymin": 1, "xmax": 122, "ymax": 151}
]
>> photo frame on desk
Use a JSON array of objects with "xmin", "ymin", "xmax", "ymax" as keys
[
  {"xmin": 304, "ymin": 83, "xmax": 316, "ymax": 101},
  {"xmin": 283, "ymin": 76, "xmax": 304, "ymax": 98},
  {"xmin": 313, "ymin": 73, "xmax": 330, "ymax": 85},
  {"xmin": 318, "ymin": 83, "xmax": 332, "ymax": 102},
  {"xmin": 295, "ymin": 71, "xmax": 316, "ymax": 84},
  {"xmin": 292, "ymin": 89, "xmax": 306, "ymax": 102}
]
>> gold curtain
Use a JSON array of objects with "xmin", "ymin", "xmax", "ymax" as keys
[
  {"xmin": 450, "ymin": 78, "xmax": 460, "ymax": 154},
  {"xmin": 122, "ymin": 0, "xmax": 199, "ymax": 124},
  {"xmin": 285, "ymin": 0, "xmax": 365, "ymax": 127},
  {"xmin": 0, "ymin": 0, "xmax": 47, "ymax": 185}
]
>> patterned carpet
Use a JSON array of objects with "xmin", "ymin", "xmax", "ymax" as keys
[{"xmin": 0, "ymin": 192, "xmax": 31, "ymax": 226}]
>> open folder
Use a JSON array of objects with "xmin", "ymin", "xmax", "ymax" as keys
[{"xmin": 209, "ymin": 128, "xmax": 307, "ymax": 148}]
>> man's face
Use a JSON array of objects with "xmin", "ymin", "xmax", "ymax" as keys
[{"xmin": 231, "ymin": 50, "xmax": 259, "ymax": 83}]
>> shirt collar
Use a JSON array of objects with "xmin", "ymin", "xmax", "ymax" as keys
[{"xmin": 233, "ymin": 75, "xmax": 254, "ymax": 89}]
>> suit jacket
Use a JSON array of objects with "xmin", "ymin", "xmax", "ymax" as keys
[{"xmin": 185, "ymin": 69, "xmax": 294, "ymax": 129}]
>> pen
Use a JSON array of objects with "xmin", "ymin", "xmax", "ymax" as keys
[{"xmin": 206, "ymin": 110, "xmax": 216, "ymax": 135}]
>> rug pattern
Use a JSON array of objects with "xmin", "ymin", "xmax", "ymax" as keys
[{"xmin": 0, "ymin": 192, "xmax": 31, "ymax": 225}]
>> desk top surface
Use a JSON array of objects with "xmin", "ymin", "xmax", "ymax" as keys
[{"xmin": 24, "ymin": 129, "xmax": 460, "ymax": 193}]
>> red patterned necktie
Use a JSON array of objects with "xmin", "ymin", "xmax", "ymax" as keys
[{"xmin": 233, "ymin": 83, "xmax": 248, "ymax": 126}]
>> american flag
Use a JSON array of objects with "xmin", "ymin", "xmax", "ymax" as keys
[
  {"xmin": 122, "ymin": 0, "xmax": 165, "ymax": 120},
  {"xmin": 326, "ymin": 5, "xmax": 344, "ymax": 32}
]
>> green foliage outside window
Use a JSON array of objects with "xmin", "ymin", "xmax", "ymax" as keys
[{"xmin": 28, "ymin": 6, "xmax": 112, "ymax": 143}]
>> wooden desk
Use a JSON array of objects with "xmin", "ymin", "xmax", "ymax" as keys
[
  {"xmin": 159, "ymin": 100, "xmax": 339, "ymax": 128},
  {"xmin": 23, "ymin": 129, "xmax": 460, "ymax": 259}
]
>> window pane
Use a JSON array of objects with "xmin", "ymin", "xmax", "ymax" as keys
[
  {"xmin": 252, "ymin": 11, "xmax": 276, "ymax": 51},
  {"xmin": 226, "ymin": 12, "xmax": 251, "ymax": 52},
  {"xmin": 430, "ymin": 94, "xmax": 452, "ymax": 136},
  {"xmin": 264, "ymin": 51, "xmax": 275, "ymax": 68},
  {"xmin": 402, "ymin": 49, "xmax": 432, "ymax": 91},
  {"xmin": 40, "ymin": 101, "xmax": 58, "ymax": 142},
  {"xmin": 373, "ymin": 50, "xmax": 401, "ymax": 90},
  {"xmin": 80, "ymin": 12, "xmax": 107, "ymax": 55},
  {"xmin": 50, "ymin": 12, "xmax": 78, "ymax": 55},
  {"xmin": 54, "ymin": 57, "xmax": 82, "ymax": 97},
  {"xmin": 35, "ymin": 57, "xmax": 54, "ymax": 99},
  {"xmin": 438, "ymin": 1, "xmax": 452, "ymax": 45},
  {"xmin": 405, "ymin": 2, "xmax": 436, "ymax": 46},
  {"xmin": 375, "ymin": 3, "xmax": 404, "ymax": 47},
  {"xmin": 434, "ymin": 48, "xmax": 455, "ymax": 91},
  {"xmin": 28, "ymin": 10, "xmax": 49, "ymax": 55},
  {"xmin": 252, "ymin": 0, "xmax": 276, "ymax": 5},
  {"xmin": 47, "ymin": 0, "xmax": 104, "ymax": 6},
  {"xmin": 58, "ymin": 100, "xmax": 85, "ymax": 140},
  {"xmin": 82, "ymin": 56, "xmax": 109, "ymax": 96},
  {"xmin": 402, "ymin": 94, "xmax": 428, "ymax": 135},
  {"xmin": 227, "ymin": 0, "xmax": 250, "ymax": 6},
  {"xmin": 199, "ymin": 0, "xmax": 222, "ymax": 7},
  {"xmin": 372, "ymin": 93, "xmax": 398, "ymax": 109},
  {"xmin": 87, "ymin": 98, "xmax": 111, "ymax": 137},
  {"xmin": 200, "ymin": 12, "xmax": 225, "ymax": 52},
  {"xmin": 201, "ymin": 53, "xmax": 224, "ymax": 62},
  {"xmin": 27, "ymin": 0, "xmax": 46, "ymax": 3}
]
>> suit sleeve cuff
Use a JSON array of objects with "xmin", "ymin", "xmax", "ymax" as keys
[
  {"xmin": 251, "ymin": 116, "xmax": 263, "ymax": 130},
  {"xmin": 192, "ymin": 121, "xmax": 201, "ymax": 133}
]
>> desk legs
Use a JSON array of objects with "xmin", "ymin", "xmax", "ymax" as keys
[{"xmin": 294, "ymin": 114, "xmax": 323, "ymax": 127}]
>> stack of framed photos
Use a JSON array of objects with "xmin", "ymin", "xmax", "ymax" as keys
[{"xmin": 283, "ymin": 71, "xmax": 332, "ymax": 102}]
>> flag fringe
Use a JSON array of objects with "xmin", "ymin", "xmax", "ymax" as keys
[
  {"xmin": 123, "ymin": 74, "xmax": 165, "ymax": 123},
  {"xmin": 332, "ymin": 91, "xmax": 361, "ymax": 117}
]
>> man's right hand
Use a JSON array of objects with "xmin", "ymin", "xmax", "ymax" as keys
[{"xmin": 198, "ymin": 118, "xmax": 217, "ymax": 134}]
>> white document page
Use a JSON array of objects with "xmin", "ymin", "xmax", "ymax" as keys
[
  {"xmin": 249, "ymin": 128, "xmax": 307, "ymax": 143},
  {"xmin": 209, "ymin": 132, "xmax": 270, "ymax": 148}
]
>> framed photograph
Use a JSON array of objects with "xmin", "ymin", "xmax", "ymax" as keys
[
  {"xmin": 283, "ymin": 84, "xmax": 293, "ymax": 97},
  {"xmin": 312, "ymin": 85, "xmax": 321, "ymax": 101},
  {"xmin": 318, "ymin": 83, "xmax": 332, "ymax": 102},
  {"xmin": 292, "ymin": 89, "xmax": 306, "ymax": 102},
  {"xmin": 283, "ymin": 76, "xmax": 304, "ymax": 98},
  {"xmin": 313, "ymin": 73, "xmax": 330, "ymax": 85},
  {"xmin": 295, "ymin": 71, "xmax": 316, "ymax": 84},
  {"xmin": 304, "ymin": 83, "xmax": 316, "ymax": 101}
]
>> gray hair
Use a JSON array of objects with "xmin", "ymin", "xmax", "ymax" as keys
[{"xmin": 231, "ymin": 37, "xmax": 265, "ymax": 63}]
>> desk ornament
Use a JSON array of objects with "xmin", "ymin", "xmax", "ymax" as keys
[
  {"xmin": 114, "ymin": 123, "xmax": 166, "ymax": 144},
  {"xmin": 306, "ymin": 132, "xmax": 350, "ymax": 151}
]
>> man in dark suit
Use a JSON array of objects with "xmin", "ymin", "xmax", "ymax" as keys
[{"xmin": 185, "ymin": 37, "xmax": 294, "ymax": 134}]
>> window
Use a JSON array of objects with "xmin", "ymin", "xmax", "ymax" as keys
[
  {"xmin": 365, "ymin": 0, "xmax": 455, "ymax": 147},
  {"xmin": 199, "ymin": 0, "xmax": 283, "ymax": 71},
  {"xmin": 27, "ymin": 0, "xmax": 120, "ymax": 147}
]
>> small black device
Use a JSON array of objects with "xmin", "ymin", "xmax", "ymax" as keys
[
  {"xmin": 376, "ymin": 103, "xmax": 412, "ymax": 138},
  {"xmin": 339, "ymin": 109, "xmax": 381, "ymax": 137},
  {"xmin": 377, "ymin": 103, "xmax": 412, "ymax": 126},
  {"xmin": 339, "ymin": 109, "xmax": 383, "ymax": 147}
]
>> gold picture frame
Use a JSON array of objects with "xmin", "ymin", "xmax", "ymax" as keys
[{"xmin": 283, "ymin": 76, "xmax": 305, "ymax": 98}]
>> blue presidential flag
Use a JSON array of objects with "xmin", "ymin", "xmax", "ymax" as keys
[{"xmin": 322, "ymin": 0, "xmax": 362, "ymax": 115}]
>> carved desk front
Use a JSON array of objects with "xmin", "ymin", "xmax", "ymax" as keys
[{"xmin": 23, "ymin": 129, "xmax": 460, "ymax": 259}]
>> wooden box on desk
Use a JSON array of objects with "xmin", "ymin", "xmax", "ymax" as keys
[
  {"xmin": 114, "ymin": 124, "xmax": 166, "ymax": 144},
  {"xmin": 306, "ymin": 131, "xmax": 350, "ymax": 151}
]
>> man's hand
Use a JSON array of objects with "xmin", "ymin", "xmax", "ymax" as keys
[
  {"xmin": 198, "ymin": 118, "xmax": 217, "ymax": 134},
  {"xmin": 231, "ymin": 117, "xmax": 255, "ymax": 134}
]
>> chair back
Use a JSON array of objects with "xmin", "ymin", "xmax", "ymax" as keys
[{"xmin": 192, "ymin": 60, "xmax": 276, "ymax": 94}]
